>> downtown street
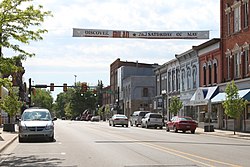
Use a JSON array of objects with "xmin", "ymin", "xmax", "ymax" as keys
[{"xmin": 1, "ymin": 120, "xmax": 250, "ymax": 167}]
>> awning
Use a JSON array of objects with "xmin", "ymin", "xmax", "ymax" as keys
[
  {"xmin": 190, "ymin": 86, "xmax": 219, "ymax": 105},
  {"xmin": 211, "ymin": 88, "xmax": 250, "ymax": 104}
]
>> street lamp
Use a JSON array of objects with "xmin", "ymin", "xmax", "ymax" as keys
[
  {"xmin": 74, "ymin": 75, "xmax": 77, "ymax": 87},
  {"xmin": 161, "ymin": 90, "xmax": 166, "ymax": 120}
]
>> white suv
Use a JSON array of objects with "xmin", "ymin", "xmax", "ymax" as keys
[
  {"xmin": 18, "ymin": 108, "xmax": 57, "ymax": 142},
  {"xmin": 141, "ymin": 113, "xmax": 163, "ymax": 129}
]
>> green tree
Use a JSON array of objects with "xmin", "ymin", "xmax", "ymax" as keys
[
  {"xmin": 222, "ymin": 80, "xmax": 247, "ymax": 135},
  {"xmin": 0, "ymin": 79, "xmax": 21, "ymax": 123},
  {"xmin": 169, "ymin": 96, "xmax": 183, "ymax": 116},
  {"xmin": 31, "ymin": 88, "xmax": 53, "ymax": 110},
  {"xmin": 0, "ymin": 0, "xmax": 52, "ymax": 58}
]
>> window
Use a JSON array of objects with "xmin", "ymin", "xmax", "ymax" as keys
[
  {"xmin": 142, "ymin": 88, "xmax": 148, "ymax": 97},
  {"xmin": 247, "ymin": 105, "xmax": 250, "ymax": 119},
  {"xmin": 172, "ymin": 71, "xmax": 175, "ymax": 91},
  {"xmin": 234, "ymin": 52, "xmax": 241, "ymax": 78},
  {"xmin": 227, "ymin": 55, "xmax": 231, "ymax": 79},
  {"xmin": 176, "ymin": 69, "xmax": 180, "ymax": 91},
  {"xmin": 181, "ymin": 69, "xmax": 185, "ymax": 91},
  {"xmin": 234, "ymin": 3, "xmax": 241, "ymax": 33},
  {"xmin": 208, "ymin": 63, "xmax": 212, "ymax": 85},
  {"xmin": 187, "ymin": 68, "xmax": 191, "ymax": 90},
  {"xmin": 192, "ymin": 66, "xmax": 197, "ymax": 89},
  {"xmin": 168, "ymin": 72, "xmax": 171, "ymax": 92},
  {"xmin": 244, "ymin": 49, "xmax": 249, "ymax": 76},
  {"xmin": 203, "ymin": 66, "xmax": 206, "ymax": 85},
  {"xmin": 214, "ymin": 63, "xmax": 218, "ymax": 83},
  {"xmin": 243, "ymin": 1, "xmax": 249, "ymax": 28},
  {"xmin": 225, "ymin": 4, "xmax": 231, "ymax": 36}
]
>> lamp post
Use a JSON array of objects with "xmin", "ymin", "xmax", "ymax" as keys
[
  {"xmin": 161, "ymin": 90, "xmax": 166, "ymax": 121},
  {"xmin": 74, "ymin": 75, "xmax": 77, "ymax": 87}
]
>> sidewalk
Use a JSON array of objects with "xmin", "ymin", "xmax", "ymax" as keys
[{"xmin": 1, "ymin": 125, "xmax": 250, "ymax": 153}]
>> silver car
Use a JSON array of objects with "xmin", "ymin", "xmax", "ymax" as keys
[
  {"xmin": 141, "ymin": 113, "xmax": 163, "ymax": 129},
  {"xmin": 18, "ymin": 108, "xmax": 57, "ymax": 142},
  {"xmin": 109, "ymin": 114, "xmax": 128, "ymax": 127}
]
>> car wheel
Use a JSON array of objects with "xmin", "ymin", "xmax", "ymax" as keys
[
  {"xmin": 191, "ymin": 130, "xmax": 195, "ymax": 134},
  {"xmin": 166, "ymin": 126, "xmax": 170, "ymax": 132},
  {"xmin": 182, "ymin": 130, "xmax": 186, "ymax": 133},
  {"xmin": 174, "ymin": 126, "xmax": 178, "ymax": 133},
  {"xmin": 159, "ymin": 126, "xmax": 163, "ymax": 129},
  {"xmin": 109, "ymin": 121, "xmax": 111, "ymax": 126},
  {"xmin": 49, "ymin": 135, "xmax": 54, "ymax": 142},
  {"xmin": 112, "ymin": 122, "xmax": 115, "ymax": 127},
  {"xmin": 126, "ymin": 124, "xmax": 128, "ymax": 127},
  {"xmin": 130, "ymin": 121, "xmax": 133, "ymax": 126},
  {"xmin": 19, "ymin": 136, "xmax": 25, "ymax": 143},
  {"xmin": 135, "ymin": 122, "xmax": 138, "ymax": 127}
]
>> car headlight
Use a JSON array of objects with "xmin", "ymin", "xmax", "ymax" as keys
[
  {"xmin": 45, "ymin": 125, "xmax": 54, "ymax": 130},
  {"xmin": 19, "ymin": 125, "xmax": 27, "ymax": 131}
]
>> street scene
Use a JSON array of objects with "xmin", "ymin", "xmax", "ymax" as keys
[
  {"xmin": 1, "ymin": 0, "xmax": 250, "ymax": 166},
  {"xmin": 1, "ymin": 120, "xmax": 250, "ymax": 167}
]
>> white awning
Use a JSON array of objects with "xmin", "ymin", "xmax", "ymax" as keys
[
  {"xmin": 211, "ymin": 88, "xmax": 250, "ymax": 104},
  {"xmin": 190, "ymin": 86, "xmax": 219, "ymax": 105}
]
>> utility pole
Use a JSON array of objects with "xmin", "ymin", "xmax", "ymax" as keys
[{"xmin": 28, "ymin": 78, "xmax": 32, "ymax": 107}]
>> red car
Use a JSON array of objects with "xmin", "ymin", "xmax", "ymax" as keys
[{"xmin": 166, "ymin": 116, "xmax": 198, "ymax": 134}]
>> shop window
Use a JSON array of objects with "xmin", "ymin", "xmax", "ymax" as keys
[{"xmin": 247, "ymin": 105, "xmax": 250, "ymax": 119}]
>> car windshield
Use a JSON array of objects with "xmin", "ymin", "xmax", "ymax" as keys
[
  {"xmin": 22, "ymin": 111, "xmax": 52, "ymax": 121},
  {"xmin": 179, "ymin": 117, "xmax": 192, "ymax": 121},
  {"xmin": 139, "ymin": 112, "xmax": 148, "ymax": 116},
  {"xmin": 114, "ymin": 115, "xmax": 127, "ymax": 119}
]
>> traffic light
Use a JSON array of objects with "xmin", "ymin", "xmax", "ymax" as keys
[
  {"xmin": 50, "ymin": 83, "xmax": 54, "ymax": 91},
  {"xmin": 63, "ymin": 83, "xmax": 67, "ymax": 92},
  {"xmin": 81, "ymin": 82, "xmax": 88, "ymax": 93}
]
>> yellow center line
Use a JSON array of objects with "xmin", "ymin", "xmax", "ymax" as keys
[{"xmin": 85, "ymin": 124, "xmax": 242, "ymax": 167}]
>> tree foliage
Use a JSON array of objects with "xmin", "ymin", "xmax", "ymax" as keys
[
  {"xmin": 31, "ymin": 88, "xmax": 53, "ymax": 110},
  {"xmin": 0, "ymin": 0, "xmax": 52, "ymax": 58},
  {"xmin": 222, "ymin": 80, "xmax": 247, "ymax": 119},
  {"xmin": 0, "ymin": 80, "xmax": 21, "ymax": 123},
  {"xmin": 222, "ymin": 80, "xmax": 247, "ymax": 134},
  {"xmin": 169, "ymin": 96, "xmax": 183, "ymax": 116}
]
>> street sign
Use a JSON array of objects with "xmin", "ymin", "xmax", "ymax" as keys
[{"xmin": 73, "ymin": 28, "xmax": 209, "ymax": 39}]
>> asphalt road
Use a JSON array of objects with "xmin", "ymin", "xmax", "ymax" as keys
[{"xmin": 1, "ymin": 120, "xmax": 250, "ymax": 167}]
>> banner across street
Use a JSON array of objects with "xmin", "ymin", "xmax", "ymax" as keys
[{"xmin": 73, "ymin": 28, "xmax": 209, "ymax": 39}]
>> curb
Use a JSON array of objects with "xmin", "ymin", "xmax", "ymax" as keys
[{"xmin": 0, "ymin": 135, "xmax": 18, "ymax": 152}]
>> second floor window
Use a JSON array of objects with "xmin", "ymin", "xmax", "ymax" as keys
[
  {"xmin": 244, "ymin": 49, "xmax": 249, "ymax": 76},
  {"xmin": 234, "ymin": 52, "xmax": 241, "ymax": 78},
  {"xmin": 234, "ymin": 4, "xmax": 241, "ymax": 33},
  {"xmin": 203, "ymin": 66, "xmax": 206, "ymax": 85},
  {"xmin": 142, "ymin": 88, "xmax": 148, "ymax": 97},
  {"xmin": 244, "ymin": 1, "xmax": 249, "ymax": 28}
]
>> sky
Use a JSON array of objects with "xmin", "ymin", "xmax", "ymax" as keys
[{"xmin": 4, "ymin": 0, "xmax": 220, "ymax": 100}]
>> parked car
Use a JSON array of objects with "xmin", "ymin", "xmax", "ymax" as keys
[
  {"xmin": 18, "ymin": 108, "xmax": 57, "ymax": 142},
  {"xmin": 130, "ymin": 111, "xmax": 150, "ymax": 127},
  {"xmin": 141, "ymin": 113, "xmax": 163, "ymax": 129},
  {"xmin": 109, "ymin": 114, "xmax": 128, "ymax": 127},
  {"xmin": 166, "ymin": 116, "xmax": 198, "ymax": 134},
  {"xmin": 91, "ymin": 116, "xmax": 100, "ymax": 122}
]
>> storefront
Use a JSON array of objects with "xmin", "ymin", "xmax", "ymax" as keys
[
  {"xmin": 190, "ymin": 86, "xmax": 219, "ymax": 128},
  {"xmin": 211, "ymin": 89, "xmax": 250, "ymax": 132}
]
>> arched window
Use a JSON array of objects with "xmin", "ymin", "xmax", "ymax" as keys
[
  {"xmin": 192, "ymin": 65, "xmax": 197, "ymax": 89},
  {"xmin": 181, "ymin": 69, "xmax": 185, "ymax": 91},
  {"xmin": 187, "ymin": 67, "xmax": 191, "ymax": 90},
  {"xmin": 203, "ymin": 63, "xmax": 207, "ymax": 85},
  {"xmin": 142, "ymin": 88, "xmax": 148, "ymax": 97},
  {"xmin": 213, "ymin": 59, "xmax": 218, "ymax": 84}
]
